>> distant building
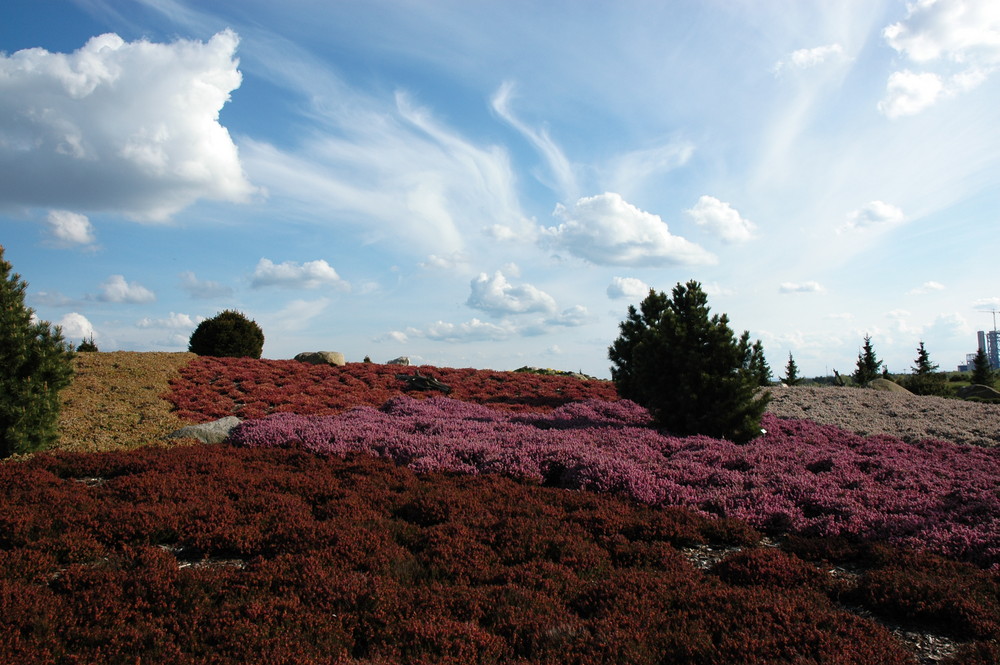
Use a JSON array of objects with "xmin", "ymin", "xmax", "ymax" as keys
[
  {"xmin": 983, "ymin": 330, "xmax": 1000, "ymax": 370},
  {"xmin": 961, "ymin": 330, "xmax": 1000, "ymax": 371}
]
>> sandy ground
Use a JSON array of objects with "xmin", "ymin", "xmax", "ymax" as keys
[{"xmin": 765, "ymin": 385, "xmax": 1000, "ymax": 448}]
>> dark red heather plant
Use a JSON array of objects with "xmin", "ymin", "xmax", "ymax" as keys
[
  {"xmin": 166, "ymin": 356, "xmax": 619, "ymax": 421},
  {"xmin": 0, "ymin": 443, "xmax": 951, "ymax": 664}
]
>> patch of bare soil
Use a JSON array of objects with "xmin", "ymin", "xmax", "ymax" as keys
[
  {"xmin": 766, "ymin": 385, "xmax": 1000, "ymax": 448},
  {"xmin": 56, "ymin": 351, "xmax": 197, "ymax": 453}
]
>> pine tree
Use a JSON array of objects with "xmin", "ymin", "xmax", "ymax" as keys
[
  {"xmin": 608, "ymin": 280, "xmax": 770, "ymax": 443},
  {"xmin": 743, "ymin": 337, "xmax": 772, "ymax": 387},
  {"xmin": 905, "ymin": 341, "xmax": 947, "ymax": 395},
  {"xmin": 76, "ymin": 335, "xmax": 99, "ymax": 352},
  {"xmin": 971, "ymin": 346, "xmax": 995, "ymax": 387},
  {"xmin": 852, "ymin": 334, "xmax": 882, "ymax": 386},
  {"xmin": 783, "ymin": 352, "xmax": 801, "ymax": 386},
  {"xmin": 0, "ymin": 246, "xmax": 75, "ymax": 457},
  {"xmin": 911, "ymin": 341, "xmax": 938, "ymax": 375}
]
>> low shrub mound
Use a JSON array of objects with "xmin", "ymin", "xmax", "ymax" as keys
[
  {"xmin": 6, "ymin": 443, "xmax": 990, "ymax": 664},
  {"xmin": 166, "ymin": 356, "xmax": 619, "ymax": 421},
  {"xmin": 230, "ymin": 396, "xmax": 1000, "ymax": 566}
]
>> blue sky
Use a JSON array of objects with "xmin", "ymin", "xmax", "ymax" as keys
[{"xmin": 2, "ymin": 0, "xmax": 999, "ymax": 378}]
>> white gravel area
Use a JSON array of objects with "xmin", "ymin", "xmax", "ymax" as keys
[{"xmin": 765, "ymin": 385, "xmax": 1000, "ymax": 448}]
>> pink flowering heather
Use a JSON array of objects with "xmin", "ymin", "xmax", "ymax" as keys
[{"xmin": 229, "ymin": 396, "xmax": 1000, "ymax": 566}]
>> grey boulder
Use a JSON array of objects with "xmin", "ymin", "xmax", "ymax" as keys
[
  {"xmin": 294, "ymin": 351, "xmax": 346, "ymax": 366},
  {"xmin": 167, "ymin": 416, "xmax": 243, "ymax": 444}
]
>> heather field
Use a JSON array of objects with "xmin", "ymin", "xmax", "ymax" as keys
[{"xmin": 1, "ymin": 353, "xmax": 996, "ymax": 664}]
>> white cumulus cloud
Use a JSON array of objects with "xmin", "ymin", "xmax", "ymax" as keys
[
  {"xmin": 844, "ymin": 201, "xmax": 906, "ymax": 231},
  {"xmin": 423, "ymin": 318, "xmax": 514, "ymax": 342},
  {"xmin": 0, "ymin": 30, "xmax": 255, "ymax": 220},
  {"xmin": 878, "ymin": 70, "xmax": 945, "ymax": 118},
  {"xmin": 883, "ymin": 0, "xmax": 1000, "ymax": 65},
  {"xmin": 685, "ymin": 195, "xmax": 757, "ymax": 243},
  {"xmin": 97, "ymin": 275, "xmax": 155, "ymax": 303},
  {"xmin": 607, "ymin": 277, "xmax": 650, "ymax": 300},
  {"xmin": 774, "ymin": 44, "xmax": 845, "ymax": 73},
  {"xmin": 541, "ymin": 192, "xmax": 715, "ymax": 267},
  {"xmin": 908, "ymin": 281, "xmax": 946, "ymax": 294},
  {"xmin": 136, "ymin": 312, "xmax": 202, "ymax": 329},
  {"xmin": 779, "ymin": 281, "xmax": 824, "ymax": 294},
  {"xmin": 57, "ymin": 312, "xmax": 95, "ymax": 341},
  {"xmin": 466, "ymin": 270, "xmax": 557, "ymax": 316},
  {"xmin": 880, "ymin": 0, "xmax": 1000, "ymax": 117},
  {"xmin": 179, "ymin": 271, "xmax": 234, "ymax": 299},
  {"xmin": 45, "ymin": 210, "xmax": 95, "ymax": 246},
  {"xmin": 251, "ymin": 258, "xmax": 349, "ymax": 290}
]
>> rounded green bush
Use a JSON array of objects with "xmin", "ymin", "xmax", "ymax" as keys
[{"xmin": 188, "ymin": 310, "xmax": 264, "ymax": 359}]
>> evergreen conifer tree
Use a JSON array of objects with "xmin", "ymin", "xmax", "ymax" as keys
[
  {"xmin": 783, "ymin": 352, "xmax": 801, "ymax": 386},
  {"xmin": 971, "ymin": 346, "xmax": 995, "ymax": 387},
  {"xmin": 852, "ymin": 334, "xmax": 882, "ymax": 386},
  {"xmin": 905, "ymin": 341, "xmax": 947, "ymax": 395},
  {"xmin": 608, "ymin": 281, "xmax": 770, "ymax": 443},
  {"xmin": 743, "ymin": 337, "xmax": 772, "ymax": 386},
  {"xmin": 0, "ymin": 246, "xmax": 75, "ymax": 457}
]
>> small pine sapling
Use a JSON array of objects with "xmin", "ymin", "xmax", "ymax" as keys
[
  {"xmin": 783, "ymin": 352, "xmax": 801, "ymax": 386},
  {"xmin": 852, "ymin": 335, "xmax": 882, "ymax": 386}
]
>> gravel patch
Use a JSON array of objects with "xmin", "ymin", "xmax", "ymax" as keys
[{"xmin": 765, "ymin": 385, "xmax": 1000, "ymax": 448}]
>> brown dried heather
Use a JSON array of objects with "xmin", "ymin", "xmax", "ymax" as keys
[
  {"xmin": 766, "ymin": 385, "xmax": 1000, "ymax": 448},
  {"xmin": 55, "ymin": 351, "xmax": 197, "ymax": 453}
]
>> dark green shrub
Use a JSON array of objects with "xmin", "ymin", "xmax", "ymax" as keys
[
  {"xmin": 608, "ymin": 280, "xmax": 769, "ymax": 443},
  {"xmin": 0, "ymin": 246, "xmax": 75, "ymax": 457},
  {"xmin": 188, "ymin": 310, "xmax": 264, "ymax": 359},
  {"xmin": 76, "ymin": 335, "xmax": 99, "ymax": 352}
]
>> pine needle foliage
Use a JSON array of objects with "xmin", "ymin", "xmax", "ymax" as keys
[
  {"xmin": 0, "ymin": 246, "xmax": 75, "ymax": 457},
  {"xmin": 608, "ymin": 280, "xmax": 770, "ymax": 443},
  {"xmin": 971, "ymin": 346, "xmax": 995, "ymax": 387},
  {"xmin": 188, "ymin": 310, "xmax": 265, "ymax": 359},
  {"xmin": 904, "ymin": 341, "xmax": 947, "ymax": 396},
  {"xmin": 852, "ymin": 335, "xmax": 883, "ymax": 386},
  {"xmin": 783, "ymin": 352, "xmax": 802, "ymax": 386}
]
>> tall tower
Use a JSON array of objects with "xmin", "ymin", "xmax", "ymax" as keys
[{"xmin": 982, "ymin": 309, "xmax": 1000, "ymax": 370}]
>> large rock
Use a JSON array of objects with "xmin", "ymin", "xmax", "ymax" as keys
[
  {"xmin": 294, "ymin": 351, "xmax": 346, "ymax": 366},
  {"xmin": 387, "ymin": 356, "xmax": 410, "ymax": 366},
  {"xmin": 167, "ymin": 416, "xmax": 242, "ymax": 444},
  {"xmin": 868, "ymin": 378, "xmax": 911, "ymax": 393},
  {"xmin": 958, "ymin": 384, "xmax": 1000, "ymax": 400}
]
